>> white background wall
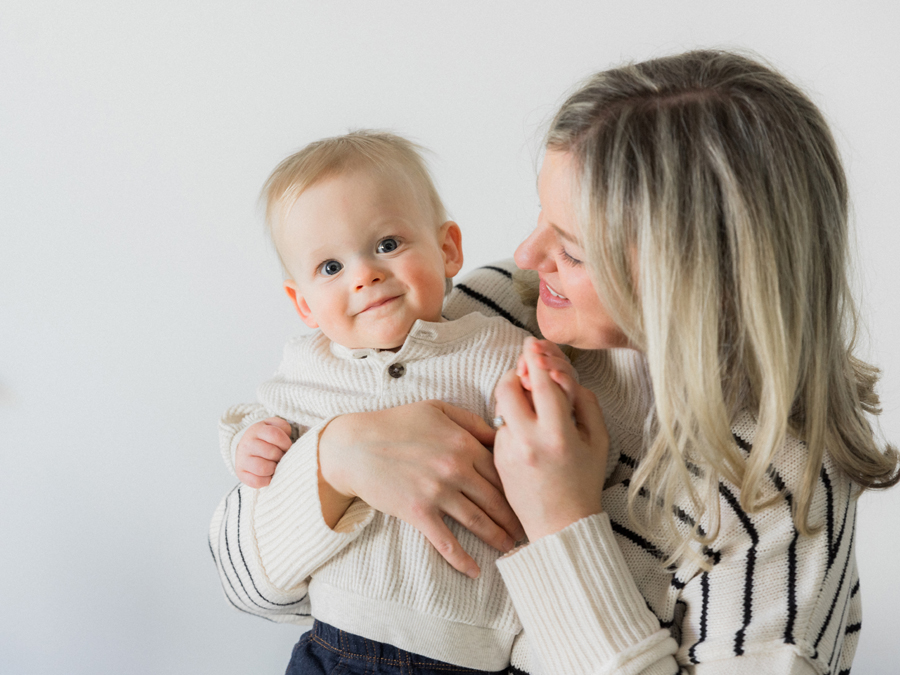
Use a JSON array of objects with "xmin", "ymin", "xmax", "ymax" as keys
[{"xmin": 2, "ymin": 2, "xmax": 898, "ymax": 673}]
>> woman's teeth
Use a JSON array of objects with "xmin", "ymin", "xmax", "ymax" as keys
[{"xmin": 547, "ymin": 284, "xmax": 567, "ymax": 299}]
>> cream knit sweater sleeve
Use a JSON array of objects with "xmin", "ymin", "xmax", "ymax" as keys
[{"xmin": 209, "ymin": 419, "xmax": 375, "ymax": 624}]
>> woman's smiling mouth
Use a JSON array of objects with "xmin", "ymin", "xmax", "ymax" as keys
[{"xmin": 539, "ymin": 278, "xmax": 571, "ymax": 308}]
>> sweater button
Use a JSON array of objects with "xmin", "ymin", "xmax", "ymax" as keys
[{"xmin": 388, "ymin": 363, "xmax": 405, "ymax": 378}]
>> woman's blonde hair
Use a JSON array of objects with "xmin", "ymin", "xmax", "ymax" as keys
[{"xmin": 547, "ymin": 50, "xmax": 898, "ymax": 559}]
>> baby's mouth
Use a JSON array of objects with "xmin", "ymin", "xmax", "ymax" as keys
[{"xmin": 359, "ymin": 295, "xmax": 400, "ymax": 314}]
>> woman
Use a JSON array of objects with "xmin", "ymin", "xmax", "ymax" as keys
[{"xmin": 211, "ymin": 50, "xmax": 898, "ymax": 674}]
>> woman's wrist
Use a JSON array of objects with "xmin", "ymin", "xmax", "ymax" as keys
[
  {"xmin": 522, "ymin": 502, "xmax": 604, "ymax": 542},
  {"xmin": 317, "ymin": 416, "xmax": 357, "ymax": 529}
]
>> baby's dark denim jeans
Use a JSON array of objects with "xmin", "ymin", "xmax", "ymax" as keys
[{"xmin": 285, "ymin": 620, "xmax": 508, "ymax": 675}]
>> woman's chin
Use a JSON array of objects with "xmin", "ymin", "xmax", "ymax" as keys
[{"xmin": 535, "ymin": 304, "xmax": 572, "ymax": 346}]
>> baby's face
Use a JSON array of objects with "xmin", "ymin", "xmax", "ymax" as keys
[{"xmin": 278, "ymin": 170, "xmax": 461, "ymax": 350}]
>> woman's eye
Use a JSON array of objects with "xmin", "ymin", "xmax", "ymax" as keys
[
  {"xmin": 376, "ymin": 237, "xmax": 399, "ymax": 254},
  {"xmin": 320, "ymin": 260, "xmax": 343, "ymax": 276},
  {"xmin": 560, "ymin": 248, "xmax": 583, "ymax": 266}
]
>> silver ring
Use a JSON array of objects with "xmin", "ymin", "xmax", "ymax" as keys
[{"xmin": 492, "ymin": 415, "xmax": 505, "ymax": 428}]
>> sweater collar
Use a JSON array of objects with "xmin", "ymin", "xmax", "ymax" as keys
[{"xmin": 329, "ymin": 312, "xmax": 489, "ymax": 361}]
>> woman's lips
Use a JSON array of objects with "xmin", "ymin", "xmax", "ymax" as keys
[{"xmin": 539, "ymin": 278, "xmax": 571, "ymax": 308}]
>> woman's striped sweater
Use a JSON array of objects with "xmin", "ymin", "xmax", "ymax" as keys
[{"xmin": 210, "ymin": 261, "xmax": 861, "ymax": 675}]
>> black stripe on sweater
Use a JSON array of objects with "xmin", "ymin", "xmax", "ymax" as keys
[
  {"xmin": 454, "ymin": 283, "xmax": 528, "ymax": 330},
  {"xmin": 719, "ymin": 484, "xmax": 759, "ymax": 656},
  {"xmin": 619, "ymin": 477, "xmax": 721, "ymax": 566},
  {"xmin": 481, "ymin": 265, "xmax": 513, "ymax": 279},
  {"xmin": 233, "ymin": 488, "xmax": 310, "ymax": 610},
  {"xmin": 821, "ymin": 468, "xmax": 836, "ymax": 569},
  {"xmin": 733, "ymin": 433, "xmax": 800, "ymax": 645},
  {"xmin": 208, "ymin": 533, "xmax": 281, "ymax": 622},
  {"xmin": 845, "ymin": 622, "xmax": 861, "ymax": 635},
  {"xmin": 814, "ymin": 514, "xmax": 856, "ymax": 651},
  {"xmin": 610, "ymin": 519, "xmax": 667, "ymax": 560},
  {"xmin": 215, "ymin": 488, "xmax": 308, "ymax": 615},
  {"xmin": 688, "ymin": 572, "xmax": 711, "ymax": 664},
  {"xmin": 830, "ymin": 480, "xmax": 851, "ymax": 576},
  {"xmin": 829, "ymin": 575, "xmax": 855, "ymax": 673},
  {"xmin": 219, "ymin": 488, "xmax": 271, "ymax": 613},
  {"xmin": 784, "ymin": 525, "xmax": 800, "ymax": 645},
  {"xmin": 851, "ymin": 579, "xmax": 860, "ymax": 598},
  {"xmin": 619, "ymin": 452, "xmax": 638, "ymax": 469}
]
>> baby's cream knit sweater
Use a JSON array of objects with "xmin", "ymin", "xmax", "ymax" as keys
[{"xmin": 216, "ymin": 311, "xmax": 533, "ymax": 670}]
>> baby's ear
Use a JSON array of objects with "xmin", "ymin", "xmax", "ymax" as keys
[
  {"xmin": 438, "ymin": 221, "xmax": 464, "ymax": 278},
  {"xmin": 284, "ymin": 280, "xmax": 319, "ymax": 329}
]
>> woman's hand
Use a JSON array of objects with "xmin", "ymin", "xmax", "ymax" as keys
[
  {"xmin": 494, "ymin": 338, "xmax": 609, "ymax": 541},
  {"xmin": 317, "ymin": 400, "xmax": 526, "ymax": 579}
]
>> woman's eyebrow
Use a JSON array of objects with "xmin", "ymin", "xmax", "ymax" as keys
[{"xmin": 552, "ymin": 224, "xmax": 582, "ymax": 246}]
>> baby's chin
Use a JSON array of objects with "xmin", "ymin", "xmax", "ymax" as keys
[{"xmin": 322, "ymin": 328, "xmax": 408, "ymax": 352}]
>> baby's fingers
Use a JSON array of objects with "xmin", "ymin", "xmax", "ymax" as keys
[
  {"xmin": 517, "ymin": 354, "xmax": 533, "ymax": 392},
  {"xmin": 549, "ymin": 369, "xmax": 578, "ymax": 407},
  {"xmin": 527, "ymin": 338, "xmax": 568, "ymax": 361},
  {"xmin": 258, "ymin": 420, "xmax": 293, "ymax": 451},
  {"xmin": 237, "ymin": 472, "xmax": 272, "ymax": 489}
]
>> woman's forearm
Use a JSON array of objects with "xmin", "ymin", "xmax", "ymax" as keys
[{"xmin": 316, "ymin": 416, "xmax": 358, "ymax": 528}]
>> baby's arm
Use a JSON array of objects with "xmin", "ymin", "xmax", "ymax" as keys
[{"xmin": 235, "ymin": 417, "xmax": 294, "ymax": 488}]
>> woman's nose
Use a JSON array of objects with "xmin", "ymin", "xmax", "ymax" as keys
[{"xmin": 514, "ymin": 220, "xmax": 555, "ymax": 273}]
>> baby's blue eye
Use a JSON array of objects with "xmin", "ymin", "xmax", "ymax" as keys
[
  {"xmin": 377, "ymin": 238, "xmax": 399, "ymax": 254},
  {"xmin": 320, "ymin": 260, "xmax": 343, "ymax": 276}
]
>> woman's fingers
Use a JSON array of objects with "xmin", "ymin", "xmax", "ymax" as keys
[
  {"xmin": 434, "ymin": 400, "xmax": 497, "ymax": 448},
  {"xmin": 431, "ymin": 401, "xmax": 525, "ymax": 541},
  {"xmin": 319, "ymin": 401, "xmax": 523, "ymax": 571},
  {"xmin": 571, "ymin": 377, "xmax": 607, "ymax": 439},
  {"xmin": 413, "ymin": 479, "xmax": 521, "ymax": 577},
  {"xmin": 410, "ymin": 509, "xmax": 481, "ymax": 578},
  {"xmin": 461, "ymin": 468, "xmax": 525, "ymax": 542},
  {"xmin": 494, "ymin": 368, "xmax": 537, "ymax": 423}
]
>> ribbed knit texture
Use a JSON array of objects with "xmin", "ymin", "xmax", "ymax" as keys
[
  {"xmin": 215, "ymin": 310, "xmax": 531, "ymax": 670},
  {"xmin": 211, "ymin": 260, "xmax": 861, "ymax": 675}
]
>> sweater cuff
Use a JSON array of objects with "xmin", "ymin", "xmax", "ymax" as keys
[
  {"xmin": 497, "ymin": 513, "xmax": 676, "ymax": 675},
  {"xmin": 255, "ymin": 420, "xmax": 375, "ymax": 590}
]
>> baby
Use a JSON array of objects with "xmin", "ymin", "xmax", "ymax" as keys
[{"xmin": 219, "ymin": 131, "xmax": 535, "ymax": 673}]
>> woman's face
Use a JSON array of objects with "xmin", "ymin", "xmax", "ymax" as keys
[{"xmin": 514, "ymin": 150, "xmax": 629, "ymax": 350}]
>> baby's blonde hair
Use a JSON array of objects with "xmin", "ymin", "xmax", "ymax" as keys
[
  {"xmin": 262, "ymin": 130, "xmax": 449, "ymax": 270},
  {"xmin": 547, "ymin": 50, "xmax": 898, "ymax": 561}
]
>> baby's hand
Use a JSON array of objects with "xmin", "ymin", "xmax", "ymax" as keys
[
  {"xmin": 235, "ymin": 417, "xmax": 294, "ymax": 488},
  {"xmin": 516, "ymin": 337, "xmax": 577, "ymax": 406}
]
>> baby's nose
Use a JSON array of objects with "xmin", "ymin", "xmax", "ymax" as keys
[{"xmin": 353, "ymin": 262, "xmax": 385, "ymax": 290}]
